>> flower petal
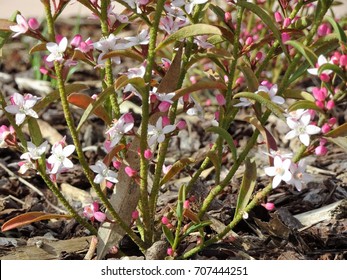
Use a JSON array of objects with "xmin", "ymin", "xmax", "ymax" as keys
[{"xmin": 299, "ymin": 133, "xmax": 310, "ymax": 146}]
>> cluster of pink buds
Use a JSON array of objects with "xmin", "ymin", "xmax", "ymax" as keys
[
  {"xmin": 312, "ymin": 87, "xmax": 335, "ymax": 111},
  {"xmin": 315, "ymin": 138, "xmax": 328, "ymax": 156}
]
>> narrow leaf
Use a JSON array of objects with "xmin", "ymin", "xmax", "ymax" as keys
[
  {"xmin": 29, "ymin": 43, "xmax": 47, "ymax": 54},
  {"xmin": 27, "ymin": 118, "xmax": 43, "ymax": 146},
  {"xmin": 162, "ymin": 225, "xmax": 174, "ymax": 247},
  {"xmin": 318, "ymin": 63, "xmax": 347, "ymax": 81},
  {"xmin": 239, "ymin": 65, "xmax": 259, "ymax": 92},
  {"xmin": 68, "ymin": 93, "xmax": 112, "ymax": 125},
  {"xmin": 1, "ymin": 212, "xmax": 71, "ymax": 232},
  {"xmin": 33, "ymin": 84, "xmax": 88, "ymax": 112},
  {"xmin": 325, "ymin": 137, "xmax": 347, "ymax": 152},
  {"xmin": 159, "ymin": 158, "xmax": 195, "ymax": 186},
  {"xmin": 206, "ymin": 126, "xmax": 237, "ymax": 160},
  {"xmin": 325, "ymin": 15, "xmax": 347, "ymax": 43},
  {"xmin": 103, "ymin": 144, "xmax": 126, "ymax": 166},
  {"xmin": 156, "ymin": 24, "xmax": 222, "ymax": 51},
  {"xmin": 184, "ymin": 221, "xmax": 212, "ymax": 236},
  {"xmin": 325, "ymin": 123, "xmax": 347, "ymax": 138},
  {"xmin": 286, "ymin": 40, "xmax": 317, "ymax": 67},
  {"xmin": 234, "ymin": 158, "xmax": 257, "ymax": 218},
  {"xmin": 0, "ymin": 19, "xmax": 14, "ymax": 31},
  {"xmin": 288, "ymin": 100, "xmax": 324, "ymax": 113},
  {"xmin": 102, "ymin": 49, "xmax": 144, "ymax": 62},
  {"xmin": 283, "ymin": 89, "xmax": 315, "ymax": 102},
  {"xmin": 233, "ymin": 92, "xmax": 285, "ymax": 121}
]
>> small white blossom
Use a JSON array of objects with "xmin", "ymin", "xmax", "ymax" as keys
[
  {"xmin": 47, "ymin": 144, "xmax": 75, "ymax": 174},
  {"xmin": 9, "ymin": 14, "xmax": 29, "ymax": 37},
  {"xmin": 5, "ymin": 93, "xmax": 40, "ymax": 125},
  {"xmin": 148, "ymin": 117, "xmax": 176, "ymax": 146},
  {"xmin": 307, "ymin": 55, "xmax": 333, "ymax": 76},
  {"xmin": 234, "ymin": 97, "xmax": 252, "ymax": 107},
  {"xmin": 186, "ymin": 97, "xmax": 204, "ymax": 119},
  {"xmin": 288, "ymin": 159, "xmax": 312, "ymax": 191},
  {"xmin": 285, "ymin": 112, "xmax": 321, "ymax": 146},
  {"xmin": 90, "ymin": 160, "xmax": 118, "ymax": 184},
  {"xmin": 194, "ymin": 35, "xmax": 214, "ymax": 49},
  {"xmin": 105, "ymin": 113, "xmax": 134, "ymax": 148},
  {"xmin": 124, "ymin": 29, "xmax": 150, "ymax": 47},
  {"xmin": 46, "ymin": 37, "xmax": 68, "ymax": 62},
  {"xmin": 20, "ymin": 141, "xmax": 48, "ymax": 161},
  {"xmin": 256, "ymin": 84, "xmax": 285, "ymax": 105},
  {"xmin": 264, "ymin": 156, "xmax": 292, "ymax": 188},
  {"xmin": 172, "ymin": 0, "xmax": 209, "ymax": 14}
]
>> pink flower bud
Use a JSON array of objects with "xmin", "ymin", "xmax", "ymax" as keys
[
  {"xmin": 167, "ymin": 247, "xmax": 174, "ymax": 256},
  {"xmin": 39, "ymin": 67, "xmax": 49, "ymax": 75},
  {"xmin": 162, "ymin": 116, "xmax": 170, "ymax": 127},
  {"xmin": 112, "ymin": 160, "xmax": 122, "ymax": 170},
  {"xmin": 150, "ymin": 94, "xmax": 157, "ymax": 103},
  {"xmin": 328, "ymin": 117, "xmax": 337, "ymax": 126},
  {"xmin": 216, "ymin": 94, "xmax": 226, "ymax": 106},
  {"xmin": 319, "ymin": 138, "xmax": 327, "ymax": 146},
  {"xmin": 224, "ymin": 75, "xmax": 229, "ymax": 83},
  {"xmin": 326, "ymin": 99, "xmax": 335, "ymax": 110},
  {"xmin": 312, "ymin": 87, "xmax": 327, "ymax": 101},
  {"xmin": 315, "ymin": 100, "xmax": 325, "ymax": 109},
  {"xmin": 317, "ymin": 23, "xmax": 330, "ymax": 37},
  {"xmin": 55, "ymin": 34, "xmax": 63, "ymax": 44},
  {"xmin": 176, "ymin": 120, "xmax": 186, "ymax": 130},
  {"xmin": 132, "ymin": 210, "xmax": 139, "ymax": 220},
  {"xmin": 321, "ymin": 123, "xmax": 331, "ymax": 134},
  {"xmin": 190, "ymin": 76, "xmax": 197, "ymax": 84},
  {"xmin": 144, "ymin": 149, "xmax": 153, "ymax": 159},
  {"xmin": 260, "ymin": 80, "xmax": 272, "ymax": 89},
  {"xmin": 340, "ymin": 55, "xmax": 347, "ymax": 67},
  {"xmin": 235, "ymin": 77, "xmax": 244, "ymax": 85},
  {"xmin": 28, "ymin": 18, "xmax": 40, "ymax": 30},
  {"xmin": 183, "ymin": 200, "xmax": 190, "ymax": 210},
  {"xmin": 205, "ymin": 98, "xmax": 212, "ymax": 106},
  {"xmin": 274, "ymin": 12, "xmax": 283, "ymax": 23},
  {"xmin": 106, "ymin": 181, "xmax": 114, "ymax": 189},
  {"xmin": 255, "ymin": 51, "xmax": 263, "ymax": 61},
  {"xmin": 214, "ymin": 111, "xmax": 220, "ymax": 121},
  {"xmin": 319, "ymin": 73, "xmax": 330, "ymax": 82},
  {"xmin": 224, "ymin": 12, "xmax": 232, "ymax": 22},
  {"xmin": 315, "ymin": 145, "xmax": 327, "ymax": 156},
  {"xmin": 125, "ymin": 166, "xmax": 137, "ymax": 177},
  {"xmin": 158, "ymin": 101, "xmax": 171, "ymax": 112},
  {"xmin": 283, "ymin": 18, "xmax": 291, "ymax": 28},
  {"xmin": 261, "ymin": 202, "xmax": 275, "ymax": 211},
  {"xmin": 161, "ymin": 216, "xmax": 170, "ymax": 225},
  {"xmin": 245, "ymin": 36, "xmax": 253, "ymax": 46},
  {"xmin": 71, "ymin": 34, "xmax": 82, "ymax": 48},
  {"xmin": 281, "ymin": 32, "xmax": 290, "ymax": 43},
  {"xmin": 94, "ymin": 211, "xmax": 106, "ymax": 223}
]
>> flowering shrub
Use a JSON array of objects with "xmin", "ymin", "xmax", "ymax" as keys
[{"xmin": 0, "ymin": 0, "xmax": 346, "ymax": 259}]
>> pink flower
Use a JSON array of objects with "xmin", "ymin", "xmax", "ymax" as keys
[
  {"xmin": 326, "ymin": 100, "xmax": 335, "ymax": 110},
  {"xmin": 274, "ymin": 12, "xmax": 283, "ymax": 23},
  {"xmin": 125, "ymin": 166, "xmax": 137, "ymax": 178},
  {"xmin": 9, "ymin": 14, "xmax": 29, "ymax": 37},
  {"xmin": 83, "ymin": 202, "xmax": 106, "ymax": 223}
]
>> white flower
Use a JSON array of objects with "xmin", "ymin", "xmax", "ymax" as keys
[
  {"xmin": 46, "ymin": 37, "xmax": 68, "ymax": 62},
  {"xmin": 288, "ymin": 159, "xmax": 312, "ymax": 191},
  {"xmin": 5, "ymin": 93, "xmax": 40, "ymax": 125},
  {"xmin": 284, "ymin": 109, "xmax": 308, "ymax": 121},
  {"xmin": 90, "ymin": 160, "xmax": 118, "ymax": 184},
  {"xmin": 124, "ymin": 29, "xmax": 150, "ymax": 47},
  {"xmin": 263, "ymin": 149, "xmax": 293, "ymax": 160},
  {"xmin": 20, "ymin": 141, "xmax": 48, "ymax": 161},
  {"xmin": 234, "ymin": 97, "xmax": 252, "ymax": 107},
  {"xmin": 194, "ymin": 35, "xmax": 213, "ymax": 49},
  {"xmin": 186, "ymin": 97, "xmax": 204, "ymax": 119},
  {"xmin": 171, "ymin": 0, "xmax": 209, "ymax": 14},
  {"xmin": 164, "ymin": 3, "xmax": 186, "ymax": 20},
  {"xmin": 264, "ymin": 156, "xmax": 292, "ymax": 188},
  {"xmin": 284, "ymin": 112, "xmax": 321, "ymax": 146},
  {"xmin": 105, "ymin": 113, "xmax": 134, "ymax": 148},
  {"xmin": 307, "ymin": 55, "xmax": 333, "ymax": 76},
  {"xmin": 256, "ymin": 84, "xmax": 285, "ymax": 105},
  {"xmin": 47, "ymin": 144, "xmax": 75, "ymax": 174},
  {"xmin": 159, "ymin": 15, "xmax": 188, "ymax": 35},
  {"xmin": 9, "ymin": 14, "xmax": 29, "ymax": 37},
  {"xmin": 152, "ymin": 91, "xmax": 175, "ymax": 104},
  {"xmin": 147, "ymin": 117, "xmax": 176, "ymax": 146},
  {"xmin": 93, "ymin": 34, "xmax": 119, "ymax": 53}
]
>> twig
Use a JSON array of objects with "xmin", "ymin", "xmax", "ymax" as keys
[{"xmin": 0, "ymin": 161, "xmax": 66, "ymax": 214}]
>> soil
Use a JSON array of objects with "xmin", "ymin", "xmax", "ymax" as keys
[{"xmin": 0, "ymin": 19, "xmax": 347, "ymax": 260}]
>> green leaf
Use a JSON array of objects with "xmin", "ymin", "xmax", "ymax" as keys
[
  {"xmin": 173, "ymin": 80, "xmax": 226, "ymax": 101},
  {"xmin": 176, "ymin": 184, "xmax": 187, "ymax": 219},
  {"xmin": 160, "ymin": 159, "xmax": 195, "ymax": 187},
  {"xmin": 233, "ymin": 92, "xmax": 285, "ymax": 121},
  {"xmin": 162, "ymin": 225, "xmax": 175, "ymax": 247},
  {"xmin": 325, "ymin": 123, "xmax": 347, "ymax": 138},
  {"xmin": 283, "ymin": 89, "xmax": 315, "ymax": 102},
  {"xmin": 27, "ymin": 118, "xmax": 43, "ymax": 146},
  {"xmin": 236, "ymin": 1, "xmax": 290, "ymax": 61},
  {"xmin": 238, "ymin": 65, "xmax": 259, "ymax": 92},
  {"xmin": 184, "ymin": 220, "xmax": 212, "ymax": 236},
  {"xmin": 156, "ymin": 24, "xmax": 223, "ymax": 51},
  {"xmin": 325, "ymin": 137, "xmax": 347, "ymax": 152},
  {"xmin": 33, "ymin": 84, "xmax": 88, "ymax": 112},
  {"xmin": 325, "ymin": 15, "xmax": 347, "ymax": 43},
  {"xmin": 205, "ymin": 151, "xmax": 221, "ymax": 176},
  {"xmin": 234, "ymin": 158, "xmax": 257, "ymax": 218},
  {"xmin": 206, "ymin": 126, "xmax": 237, "ymax": 161},
  {"xmin": 318, "ymin": 63, "xmax": 347, "ymax": 81},
  {"xmin": 288, "ymin": 100, "xmax": 324, "ymax": 113},
  {"xmin": 286, "ymin": 40, "xmax": 317, "ymax": 67}
]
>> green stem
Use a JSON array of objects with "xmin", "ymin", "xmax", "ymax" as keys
[
  {"xmin": 139, "ymin": 0, "xmax": 166, "ymax": 244},
  {"xmin": 100, "ymin": 0, "xmax": 120, "ymax": 118}
]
